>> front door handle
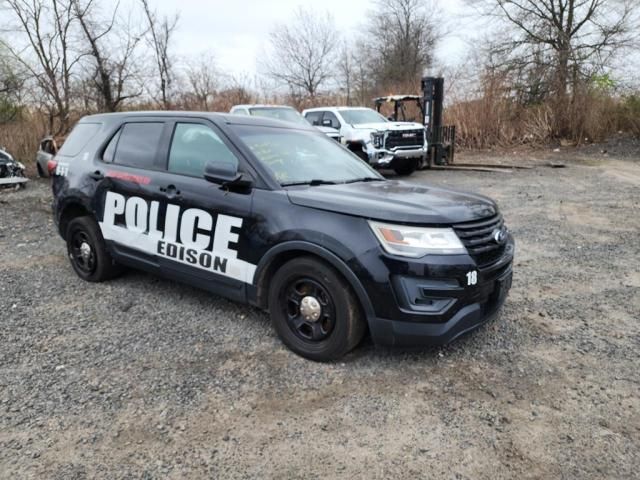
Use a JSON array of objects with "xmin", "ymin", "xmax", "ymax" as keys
[
  {"xmin": 88, "ymin": 170, "xmax": 104, "ymax": 180},
  {"xmin": 159, "ymin": 184, "xmax": 181, "ymax": 199}
]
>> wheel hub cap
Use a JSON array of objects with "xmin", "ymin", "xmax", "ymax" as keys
[
  {"xmin": 80, "ymin": 242, "xmax": 92, "ymax": 262},
  {"xmin": 300, "ymin": 296, "xmax": 322, "ymax": 322}
]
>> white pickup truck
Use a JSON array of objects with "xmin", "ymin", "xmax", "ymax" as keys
[{"xmin": 302, "ymin": 106, "xmax": 427, "ymax": 176}]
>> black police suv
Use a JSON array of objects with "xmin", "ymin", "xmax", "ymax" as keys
[{"xmin": 51, "ymin": 112, "xmax": 514, "ymax": 361}]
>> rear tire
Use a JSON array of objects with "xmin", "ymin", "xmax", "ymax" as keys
[
  {"xmin": 268, "ymin": 256, "xmax": 366, "ymax": 362},
  {"xmin": 65, "ymin": 216, "xmax": 123, "ymax": 282},
  {"xmin": 37, "ymin": 163, "xmax": 44, "ymax": 178}
]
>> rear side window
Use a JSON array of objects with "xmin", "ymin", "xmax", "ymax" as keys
[
  {"xmin": 113, "ymin": 123, "xmax": 164, "ymax": 169},
  {"xmin": 41, "ymin": 139, "xmax": 55, "ymax": 154},
  {"xmin": 57, "ymin": 123, "xmax": 101, "ymax": 157},
  {"xmin": 102, "ymin": 129, "xmax": 122, "ymax": 163}
]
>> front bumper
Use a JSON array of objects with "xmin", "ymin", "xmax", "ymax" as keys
[
  {"xmin": 368, "ymin": 266, "xmax": 512, "ymax": 347},
  {"xmin": 361, "ymin": 235, "xmax": 515, "ymax": 347},
  {"xmin": 367, "ymin": 145, "xmax": 427, "ymax": 167}
]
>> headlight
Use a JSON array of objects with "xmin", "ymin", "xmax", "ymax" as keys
[
  {"xmin": 368, "ymin": 221, "xmax": 466, "ymax": 257},
  {"xmin": 370, "ymin": 132, "xmax": 384, "ymax": 148},
  {"xmin": 16, "ymin": 162, "xmax": 26, "ymax": 169}
]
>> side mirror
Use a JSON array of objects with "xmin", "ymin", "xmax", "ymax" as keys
[
  {"xmin": 203, "ymin": 161, "xmax": 251, "ymax": 188},
  {"xmin": 322, "ymin": 119, "xmax": 333, "ymax": 127}
]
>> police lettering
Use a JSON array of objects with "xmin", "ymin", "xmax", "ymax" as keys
[
  {"xmin": 156, "ymin": 240, "xmax": 228, "ymax": 273},
  {"xmin": 103, "ymin": 191, "xmax": 241, "ymax": 274}
]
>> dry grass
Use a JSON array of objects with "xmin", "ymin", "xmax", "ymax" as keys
[
  {"xmin": 0, "ymin": 113, "xmax": 48, "ymax": 170},
  {"xmin": 444, "ymin": 76, "xmax": 639, "ymax": 150},
  {"xmin": 1, "ymin": 80, "xmax": 638, "ymax": 168}
]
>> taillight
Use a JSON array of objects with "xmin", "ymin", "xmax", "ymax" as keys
[{"xmin": 47, "ymin": 159, "xmax": 58, "ymax": 175}]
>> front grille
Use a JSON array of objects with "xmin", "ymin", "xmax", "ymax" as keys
[
  {"xmin": 453, "ymin": 214, "xmax": 506, "ymax": 268},
  {"xmin": 384, "ymin": 129, "xmax": 425, "ymax": 150}
]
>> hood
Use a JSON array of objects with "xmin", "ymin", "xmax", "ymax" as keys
[
  {"xmin": 352, "ymin": 122, "xmax": 424, "ymax": 131},
  {"xmin": 0, "ymin": 149, "xmax": 14, "ymax": 162},
  {"xmin": 286, "ymin": 180, "xmax": 497, "ymax": 224}
]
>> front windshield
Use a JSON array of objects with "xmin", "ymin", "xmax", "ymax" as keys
[
  {"xmin": 340, "ymin": 109, "xmax": 388, "ymax": 125},
  {"xmin": 232, "ymin": 126, "xmax": 383, "ymax": 185},
  {"xmin": 249, "ymin": 107, "xmax": 309, "ymax": 126}
]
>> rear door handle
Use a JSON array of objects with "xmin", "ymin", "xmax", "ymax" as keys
[
  {"xmin": 88, "ymin": 170, "xmax": 104, "ymax": 180},
  {"xmin": 159, "ymin": 184, "xmax": 181, "ymax": 199}
]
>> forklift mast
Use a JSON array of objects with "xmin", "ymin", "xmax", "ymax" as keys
[
  {"xmin": 421, "ymin": 77, "xmax": 444, "ymax": 134},
  {"xmin": 421, "ymin": 76, "xmax": 455, "ymax": 166}
]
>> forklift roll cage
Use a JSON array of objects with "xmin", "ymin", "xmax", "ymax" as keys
[{"xmin": 374, "ymin": 77, "xmax": 456, "ymax": 167}]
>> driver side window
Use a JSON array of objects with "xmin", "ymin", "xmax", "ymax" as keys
[
  {"xmin": 304, "ymin": 111, "xmax": 323, "ymax": 126},
  {"xmin": 323, "ymin": 112, "xmax": 341, "ymax": 129},
  {"xmin": 168, "ymin": 123, "xmax": 238, "ymax": 177}
]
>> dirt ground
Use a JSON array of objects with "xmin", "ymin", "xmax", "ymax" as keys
[{"xmin": 1, "ymin": 147, "xmax": 639, "ymax": 479}]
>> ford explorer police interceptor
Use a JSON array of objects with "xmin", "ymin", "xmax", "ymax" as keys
[{"xmin": 51, "ymin": 112, "xmax": 514, "ymax": 361}]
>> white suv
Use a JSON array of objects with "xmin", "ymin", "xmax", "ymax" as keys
[
  {"xmin": 230, "ymin": 105, "xmax": 341, "ymax": 141},
  {"xmin": 302, "ymin": 107, "xmax": 427, "ymax": 176}
]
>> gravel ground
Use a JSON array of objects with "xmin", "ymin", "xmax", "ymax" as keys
[{"xmin": 1, "ymin": 151, "xmax": 639, "ymax": 479}]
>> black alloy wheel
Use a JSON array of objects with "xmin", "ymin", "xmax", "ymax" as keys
[
  {"xmin": 282, "ymin": 277, "xmax": 336, "ymax": 342},
  {"xmin": 65, "ymin": 216, "xmax": 123, "ymax": 282},
  {"xmin": 69, "ymin": 229, "xmax": 97, "ymax": 276},
  {"xmin": 268, "ymin": 256, "xmax": 366, "ymax": 361}
]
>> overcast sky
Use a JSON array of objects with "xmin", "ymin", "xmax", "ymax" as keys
[{"xmin": 145, "ymin": 0, "xmax": 470, "ymax": 76}]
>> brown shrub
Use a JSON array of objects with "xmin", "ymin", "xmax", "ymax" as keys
[
  {"xmin": 0, "ymin": 112, "xmax": 48, "ymax": 168},
  {"xmin": 445, "ymin": 75, "xmax": 638, "ymax": 149}
]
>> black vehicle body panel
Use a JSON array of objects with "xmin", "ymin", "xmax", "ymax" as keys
[
  {"xmin": 287, "ymin": 181, "xmax": 497, "ymax": 224},
  {"xmin": 52, "ymin": 111, "xmax": 514, "ymax": 348}
]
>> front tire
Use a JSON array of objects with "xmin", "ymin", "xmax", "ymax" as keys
[
  {"xmin": 268, "ymin": 256, "xmax": 366, "ymax": 362},
  {"xmin": 348, "ymin": 144, "xmax": 369, "ymax": 163},
  {"xmin": 393, "ymin": 158, "xmax": 418, "ymax": 176},
  {"xmin": 66, "ymin": 216, "xmax": 123, "ymax": 282}
]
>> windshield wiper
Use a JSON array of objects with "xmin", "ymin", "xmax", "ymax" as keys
[
  {"xmin": 281, "ymin": 179, "xmax": 338, "ymax": 187},
  {"xmin": 343, "ymin": 177, "xmax": 385, "ymax": 184}
]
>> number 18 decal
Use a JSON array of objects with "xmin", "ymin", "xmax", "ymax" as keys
[{"xmin": 466, "ymin": 270, "xmax": 478, "ymax": 286}]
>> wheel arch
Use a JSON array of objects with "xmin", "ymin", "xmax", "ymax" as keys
[
  {"xmin": 58, "ymin": 199, "xmax": 93, "ymax": 240},
  {"xmin": 346, "ymin": 140, "xmax": 366, "ymax": 153},
  {"xmin": 250, "ymin": 241, "xmax": 376, "ymax": 321}
]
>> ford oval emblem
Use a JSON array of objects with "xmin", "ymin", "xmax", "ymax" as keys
[{"xmin": 492, "ymin": 228, "xmax": 507, "ymax": 244}]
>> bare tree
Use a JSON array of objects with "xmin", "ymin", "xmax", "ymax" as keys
[
  {"xmin": 262, "ymin": 7, "xmax": 339, "ymax": 98},
  {"xmin": 336, "ymin": 39, "xmax": 376, "ymax": 106},
  {"xmin": 184, "ymin": 52, "xmax": 219, "ymax": 110},
  {"xmin": 0, "ymin": 46, "xmax": 23, "ymax": 96},
  {"xmin": 72, "ymin": 0, "xmax": 143, "ymax": 111},
  {"xmin": 2, "ymin": 0, "xmax": 80, "ymax": 134},
  {"xmin": 140, "ymin": 0, "xmax": 178, "ymax": 109},
  {"xmin": 471, "ymin": 0, "xmax": 639, "ymax": 134},
  {"xmin": 364, "ymin": 0, "xmax": 441, "ymax": 91},
  {"xmin": 337, "ymin": 45, "xmax": 354, "ymax": 105},
  {"xmin": 0, "ymin": 46, "xmax": 25, "ymax": 122}
]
